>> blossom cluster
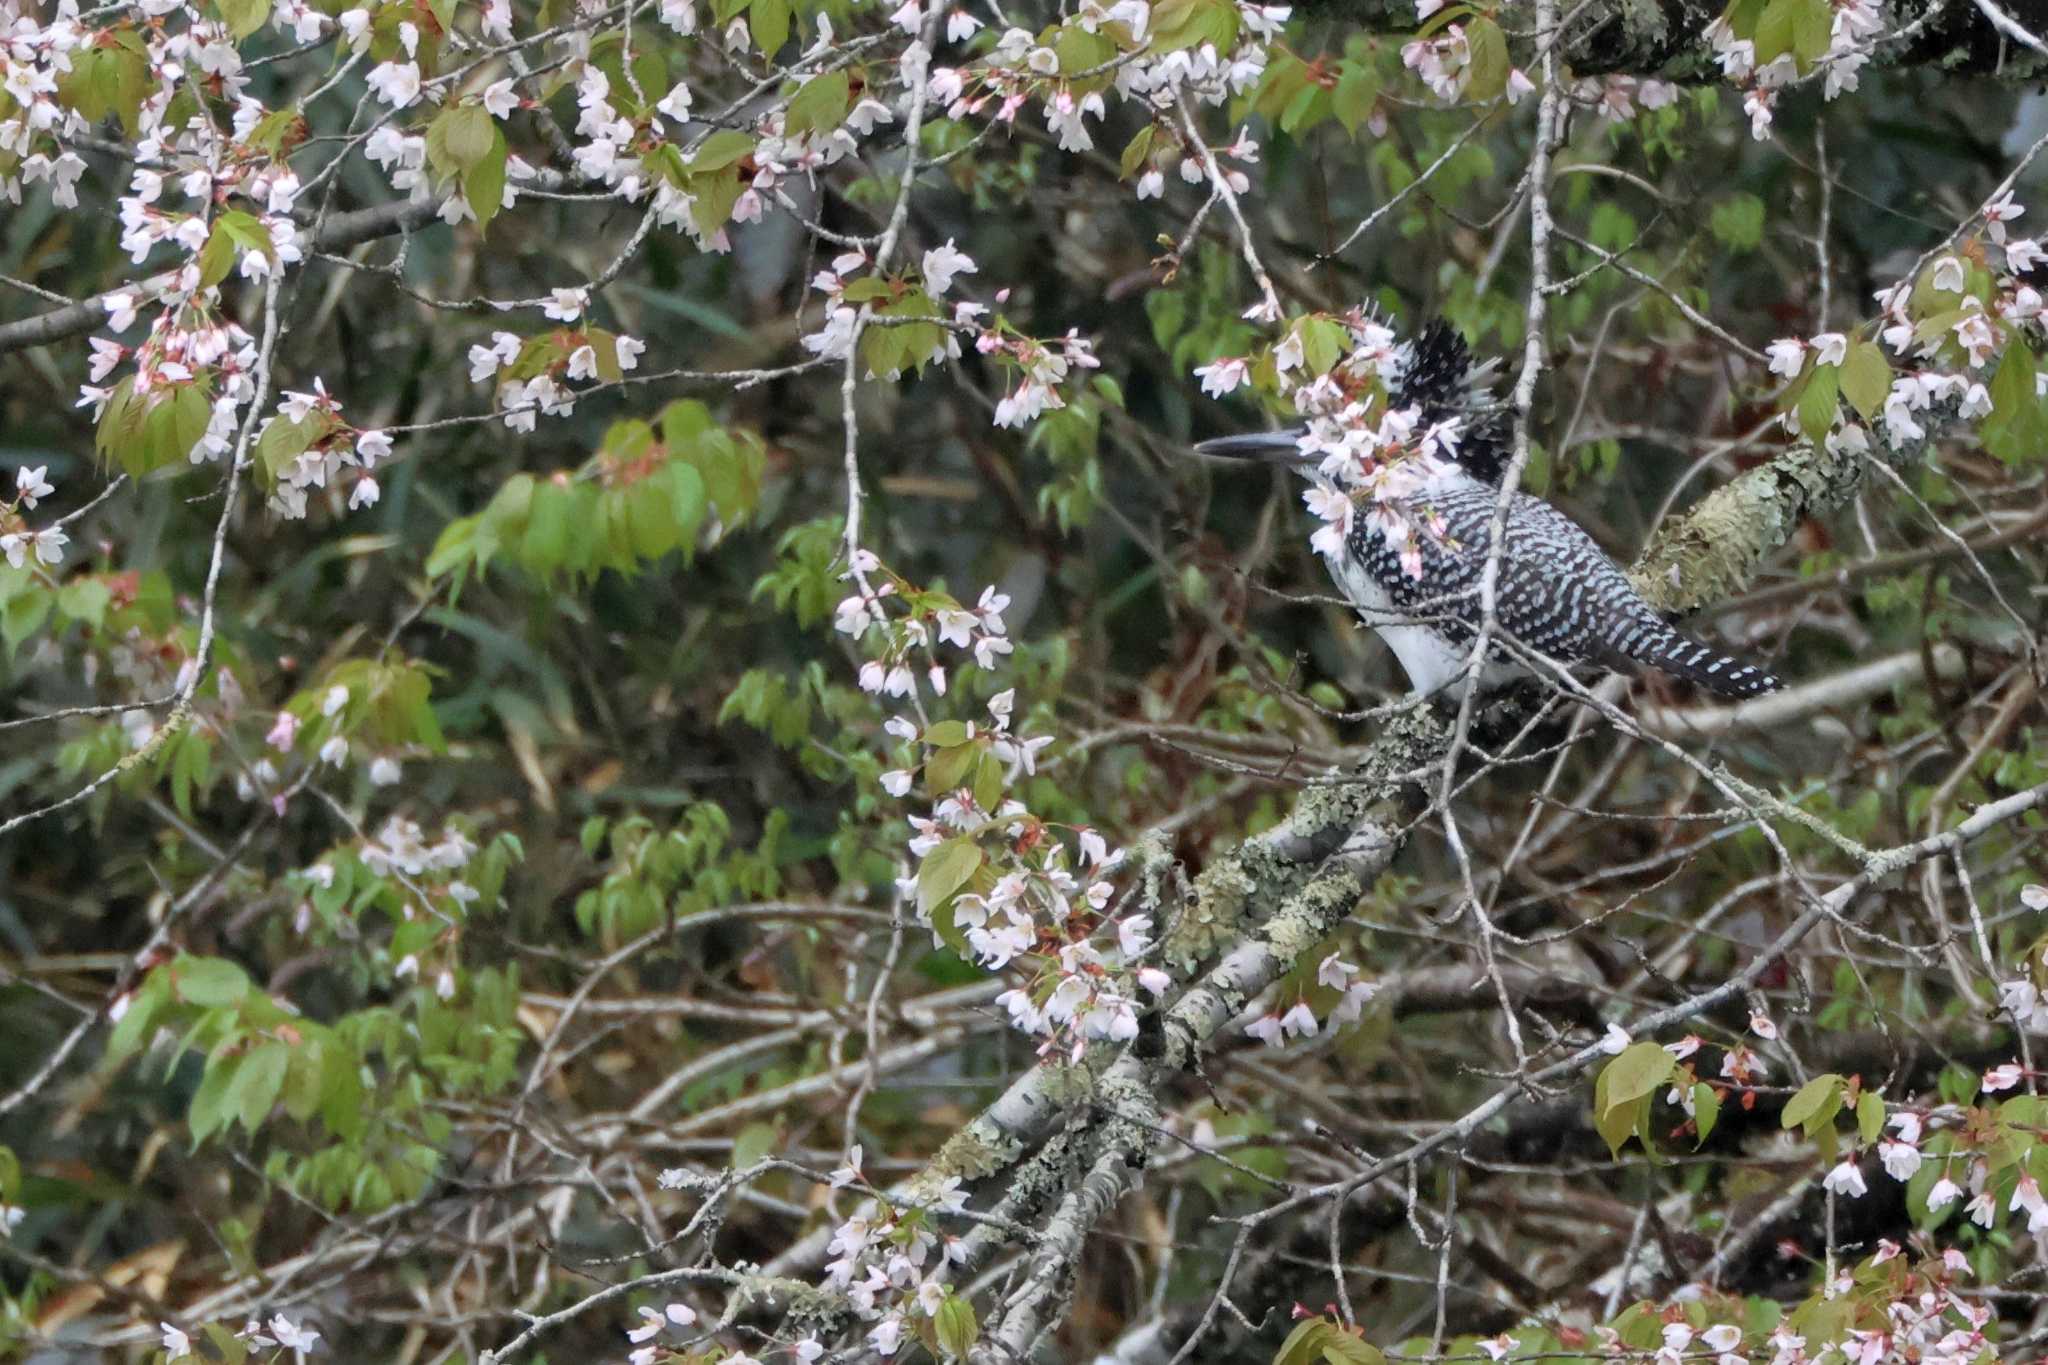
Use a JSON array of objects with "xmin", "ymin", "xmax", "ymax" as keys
[
  {"xmin": 836, "ymin": 557, "xmax": 1158, "ymax": 1061},
  {"xmin": 1128, "ymin": 122, "xmax": 1264, "ymax": 200},
  {"xmin": 238, "ymin": 677, "xmax": 418, "ymax": 810},
  {"xmin": 929, "ymin": 0, "xmax": 1289, "ymax": 156},
  {"xmin": 834, "ymin": 553, "xmax": 1016, "ymax": 692},
  {"xmin": 817, "ymin": 542, "xmax": 1195, "ymax": 1348},
  {"xmin": 157, "ymin": 1312, "xmax": 321, "ymax": 1358},
  {"xmin": 0, "ymin": 464, "xmax": 65, "ymax": 570},
  {"xmin": 802, "ymin": 238, "xmax": 1106, "ymax": 427},
  {"xmin": 1196, "ymin": 309, "xmax": 1469, "ymax": 581},
  {"xmin": 465, "ymin": 292, "xmax": 650, "ymax": 436},
  {"xmin": 1400, "ymin": 20, "xmax": 1535, "ymax": 105},
  {"xmin": 818, "ymin": 1151, "xmax": 971, "ymax": 1359},
  {"xmin": 1472, "ymin": 1245, "xmax": 1990, "ymax": 1365},
  {"xmin": 1242, "ymin": 950, "xmax": 1378, "ymax": 1046},
  {"xmin": 258, "ymin": 380, "xmax": 395, "ymax": 519},
  {"xmin": 1704, "ymin": 0, "xmax": 1883, "ymax": 140},
  {"xmin": 1760, "ymin": 194, "xmax": 2045, "ymax": 458}
]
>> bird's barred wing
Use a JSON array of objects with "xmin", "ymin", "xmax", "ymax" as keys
[{"xmin": 1355, "ymin": 488, "xmax": 1781, "ymax": 699}]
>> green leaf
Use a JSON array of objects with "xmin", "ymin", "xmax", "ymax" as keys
[
  {"xmin": 925, "ymin": 720, "xmax": 972, "ymax": 747},
  {"xmin": 732, "ymin": 1120, "xmax": 778, "ymax": 1168},
  {"xmin": 1463, "ymin": 16, "xmax": 1509, "ymax": 100},
  {"xmin": 1593, "ymin": 1064, "xmax": 1647, "ymax": 1157},
  {"xmin": 106, "ymin": 974, "xmax": 166, "ymax": 1065},
  {"xmin": 427, "ymin": 104, "xmax": 495, "ymax": 175},
  {"xmin": 105, "ymin": 38, "xmax": 149, "ymax": 135},
  {"xmin": 197, "ymin": 221, "xmax": 238, "ymax": 289},
  {"xmin": 173, "ymin": 956, "xmax": 250, "ymax": 1008},
  {"xmin": 1297, "ymin": 317, "xmax": 1349, "ymax": 376},
  {"xmin": 1693, "ymin": 1082, "xmax": 1721, "ymax": 1146},
  {"xmin": 625, "ymin": 479, "xmax": 680, "ymax": 560},
  {"xmin": 1753, "ymin": 0, "xmax": 1800, "ymax": 63},
  {"xmin": 1054, "ymin": 23, "xmax": 1115, "ymax": 73},
  {"xmin": 465, "ymin": 129, "xmax": 510, "ymax": 233},
  {"xmin": 202, "ymin": 1323, "xmax": 252, "ymax": 1365},
  {"xmin": 1796, "ymin": 362, "xmax": 1840, "ymax": 445},
  {"xmin": 1322, "ymin": 1336, "xmax": 1386, "ymax": 1365},
  {"xmin": 230, "ymin": 1041, "xmax": 289, "ymax": 1132},
  {"xmin": 687, "ymin": 129, "xmax": 757, "ymax": 175},
  {"xmin": 1781, "ymin": 1073, "xmax": 1843, "ymax": 1133},
  {"xmin": 521, "ymin": 480, "xmax": 573, "ymax": 575},
  {"xmin": 1839, "ymin": 342, "xmax": 1891, "ymax": 420},
  {"xmin": 426, "ymin": 515, "xmax": 479, "ymax": 582},
  {"xmin": 1709, "ymin": 194, "xmax": 1764, "ymax": 252},
  {"xmin": 1333, "ymin": 63, "xmax": 1380, "ymax": 136},
  {"xmin": 917, "ymin": 837, "xmax": 983, "ymax": 915},
  {"xmin": 971, "ymin": 751, "xmax": 1003, "ymax": 813},
  {"xmin": 1982, "ymin": 341, "xmax": 2048, "ymax": 465},
  {"xmin": 1989, "ymin": 338, "xmax": 2036, "ymax": 421},
  {"xmin": 1601, "ymin": 1041, "xmax": 1676, "ymax": 1113},
  {"xmin": 1725, "ymin": 0, "xmax": 1767, "ymax": 35},
  {"xmin": 2, "ymin": 588, "xmax": 52, "ymax": 657},
  {"xmin": 57, "ymin": 577, "xmax": 112, "ymax": 630},
  {"xmin": 1855, "ymin": 1090, "xmax": 1885, "ymax": 1145},
  {"xmin": 319, "ymin": 1043, "xmax": 366, "ymax": 1140},
  {"xmin": 935, "ymin": 1293, "xmax": 978, "ymax": 1359},
  {"xmin": 667, "ymin": 461, "xmax": 707, "ymax": 557},
  {"xmin": 785, "ymin": 69, "xmax": 850, "ymax": 136},
  {"xmin": 283, "ymin": 1042, "xmax": 325, "ymax": 1121},
  {"xmin": 1276, "ymin": 1320, "xmax": 1337, "ymax": 1365},
  {"xmin": 167, "ymin": 382, "xmax": 211, "ymax": 463},
  {"xmin": 216, "ymin": 210, "xmax": 274, "ymax": 261},
  {"xmin": 255, "ymin": 412, "xmax": 321, "ymax": 481},
  {"xmin": 188, "ymin": 1052, "xmax": 241, "ymax": 1144},
  {"xmin": 1119, "ymin": 124, "xmax": 1156, "ymax": 180},
  {"xmin": 749, "ymin": 0, "xmax": 790, "ymax": 51},
  {"xmin": 216, "ymin": 0, "xmax": 270, "ymax": 39},
  {"xmin": 1278, "ymin": 81, "xmax": 1327, "ymax": 134},
  {"xmin": 925, "ymin": 743, "xmax": 977, "ymax": 795},
  {"xmin": 1790, "ymin": 0, "xmax": 1830, "ymax": 64}
]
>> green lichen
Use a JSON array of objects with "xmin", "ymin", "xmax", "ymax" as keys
[
  {"xmin": 1631, "ymin": 436, "xmax": 1870, "ymax": 613},
  {"xmin": 927, "ymin": 1124, "xmax": 1026, "ymax": 1185},
  {"xmin": 1164, "ymin": 705, "xmax": 1446, "ymax": 971},
  {"xmin": 1166, "ymin": 842, "xmax": 1255, "ymax": 970}
]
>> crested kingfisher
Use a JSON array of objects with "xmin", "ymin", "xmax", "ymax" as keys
[{"xmin": 1194, "ymin": 321, "xmax": 1781, "ymax": 703}]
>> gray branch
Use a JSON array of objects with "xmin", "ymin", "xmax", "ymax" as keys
[
  {"xmin": 1290, "ymin": 0, "xmax": 2040, "ymax": 82},
  {"xmin": 0, "ymin": 198, "xmax": 457, "ymax": 357}
]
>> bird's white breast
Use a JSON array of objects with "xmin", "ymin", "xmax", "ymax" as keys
[
  {"xmin": 1319, "ymin": 545, "xmax": 1478, "ymax": 701},
  {"xmin": 1319, "ymin": 478, "xmax": 1531, "ymax": 702}
]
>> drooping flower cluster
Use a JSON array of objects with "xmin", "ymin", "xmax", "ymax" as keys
[
  {"xmin": 1242, "ymin": 950, "xmax": 1378, "ymax": 1047},
  {"xmin": 1462, "ymin": 1243, "xmax": 1994, "ymax": 1365},
  {"xmin": 466, "ymin": 295, "xmax": 648, "ymax": 437},
  {"xmin": 835, "ymin": 554, "xmax": 1162, "ymax": 1066},
  {"xmin": 1762, "ymin": 195, "xmax": 2046, "ymax": 459},
  {"xmin": 818, "ymin": 1150, "xmax": 972, "ymax": 1359},
  {"xmin": 835, "ymin": 553, "xmax": 1015, "ymax": 694},
  {"xmin": 928, "ymin": 0, "xmax": 1288, "ymax": 157},
  {"xmin": 1705, "ymin": 0, "xmax": 1884, "ymax": 140},
  {"xmin": 255, "ymin": 380, "xmax": 396, "ymax": 519},
  {"xmin": 0, "ymin": 464, "xmax": 65, "ymax": 570},
  {"xmin": 1567, "ymin": 74, "xmax": 1678, "ymax": 120},
  {"xmin": 1195, "ymin": 309, "xmax": 1470, "ymax": 581}
]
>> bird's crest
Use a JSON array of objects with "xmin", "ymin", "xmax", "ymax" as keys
[{"xmin": 1393, "ymin": 320, "xmax": 1510, "ymax": 486}]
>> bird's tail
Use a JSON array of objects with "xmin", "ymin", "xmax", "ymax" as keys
[{"xmin": 1616, "ymin": 621, "xmax": 1781, "ymax": 699}]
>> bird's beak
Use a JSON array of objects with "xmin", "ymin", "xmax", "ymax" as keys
[{"xmin": 1190, "ymin": 429, "xmax": 1314, "ymax": 465}]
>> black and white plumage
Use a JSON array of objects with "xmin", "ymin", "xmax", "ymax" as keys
[{"xmin": 1195, "ymin": 322, "xmax": 1781, "ymax": 703}]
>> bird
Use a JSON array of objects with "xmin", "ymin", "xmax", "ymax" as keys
[{"xmin": 1192, "ymin": 320, "xmax": 1781, "ymax": 704}]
